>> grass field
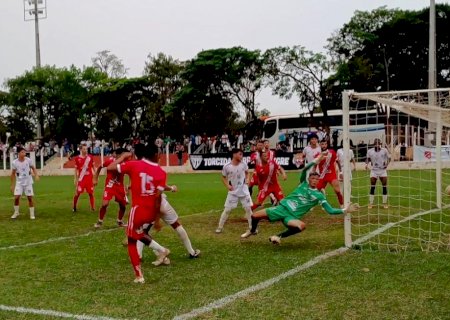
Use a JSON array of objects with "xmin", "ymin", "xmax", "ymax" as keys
[{"xmin": 0, "ymin": 171, "xmax": 449, "ymax": 320}]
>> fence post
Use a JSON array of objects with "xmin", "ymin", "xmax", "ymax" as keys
[
  {"xmin": 40, "ymin": 147, "xmax": 44, "ymax": 171},
  {"xmin": 3, "ymin": 149, "xmax": 6, "ymax": 171},
  {"xmin": 165, "ymin": 143, "xmax": 170, "ymax": 167},
  {"xmin": 60, "ymin": 148, "xmax": 64, "ymax": 170},
  {"xmin": 100, "ymin": 140, "xmax": 105, "ymax": 164}
]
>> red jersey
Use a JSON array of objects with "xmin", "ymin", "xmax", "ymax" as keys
[
  {"xmin": 266, "ymin": 149, "xmax": 275, "ymax": 161},
  {"xmin": 250, "ymin": 151, "xmax": 262, "ymax": 166},
  {"xmin": 74, "ymin": 154, "xmax": 94, "ymax": 182},
  {"xmin": 316, "ymin": 149, "xmax": 337, "ymax": 178},
  {"xmin": 256, "ymin": 160, "xmax": 280, "ymax": 191},
  {"xmin": 117, "ymin": 159, "xmax": 166, "ymax": 207},
  {"xmin": 102, "ymin": 156, "xmax": 124, "ymax": 186}
]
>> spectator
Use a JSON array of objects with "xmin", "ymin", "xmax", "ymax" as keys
[
  {"xmin": 175, "ymin": 142, "xmax": 184, "ymax": 166},
  {"xmin": 221, "ymin": 132, "xmax": 229, "ymax": 152}
]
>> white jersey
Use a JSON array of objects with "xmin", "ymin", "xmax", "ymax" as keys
[
  {"xmin": 12, "ymin": 157, "xmax": 34, "ymax": 186},
  {"xmin": 303, "ymin": 145, "xmax": 321, "ymax": 163},
  {"xmin": 367, "ymin": 148, "xmax": 390, "ymax": 171},
  {"xmin": 222, "ymin": 161, "xmax": 250, "ymax": 197},
  {"xmin": 337, "ymin": 148, "xmax": 355, "ymax": 179}
]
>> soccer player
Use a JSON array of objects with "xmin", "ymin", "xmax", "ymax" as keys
[
  {"xmin": 10, "ymin": 147, "xmax": 40, "ymax": 220},
  {"xmin": 263, "ymin": 140, "xmax": 275, "ymax": 160},
  {"xmin": 316, "ymin": 139, "xmax": 344, "ymax": 207},
  {"xmin": 251, "ymin": 151, "xmax": 287, "ymax": 210},
  {"xmin": 216, "ymin": 148, "xmax": 253, "ymax": 234},
  {"xmin": 302, "ymin": 133, "xmax": 321, "ymax": 175},
  {"xmin": 366, "ymin": 138, "xmax": 390, "ymax": 209},
  {"xmin": 93, "ymin": 148, "xmax": 128, "ymax": 228},
  {"xmin": 72, "ymin": 144, "xmax": 96, "ymax": 212},
  {"xmin": 336, "ymin": 145, "xmax": 356, "ymax": 197},
  {"xmin": 241, "ymin": 152, "xmax": 359, "ymax": 243},
  {"xmin": 248, "ymin": 140, "xmax": 264, "ymax": 195},
  {"xmin": 107, "ymin": 144, "xmax": 170, "ymax": 283}
]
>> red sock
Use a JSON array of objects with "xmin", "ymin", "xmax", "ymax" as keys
[
  {"xmin": 118, "ymin": 204, "xmax": 126, "ymax": 221},
  {"xmin": 127, "ymin": 238, "xmax": 143, "ymax": 277},
  {"xmin": 336, "ymin": 191, "xmax": 344, "ymax": 205},
  {"xmin": 99, "ymin": 206, "xmax": 107, "ymax": 220},
  {"xmin": 89, "ymin": 193, "xmax": 95, "ymax": 209},
  {"xmin": 251, "ymin": 203, "xmax": 259, "ymax": 211},
  {"xmin": 73, "ymin": 194, "xmax": 80, "ymax": 209}
]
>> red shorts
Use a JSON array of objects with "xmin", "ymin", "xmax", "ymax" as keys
[
  {"xmin": 249, "ymin": 172, "xmax": 259, "ymax": 187},
  {"xmin": 103, "ymin": 184, "xmax": 128, "ymax": 205},
  {"xmin": 317, "ymin": 173, "xmax": 338, "ymax": 190},
  {"xmin": 257, "ymin": 184, "xmax": 284, "ymax": 204},
  {"xmin": 77, "ymin": 178, "xmax": 93, "ymax": 194},
  {"xmin": 126, "ymin": 205, "xmax": 158, "ymax": 239}
]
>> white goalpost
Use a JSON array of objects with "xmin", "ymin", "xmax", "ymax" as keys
[{"xmin": 342, "ymin": 88, "xmax": 450, "ymax": 252}]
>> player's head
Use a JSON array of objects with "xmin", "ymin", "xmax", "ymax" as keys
[
  {"xmin": 80, "ymin": 144, "xmax": 88, "ymax": 156},
  {"xmin": 263, "ymin": 140, "xmax": 270, "ymax": 149},
  {"xmin": 309, "ymin": 133, "xmax": 318, "ymax": 146},
  {"xmin": 144, "ymin": 143, "xmax": 159, "ymax": 162},
  {"xmin": 308, "ymin": 171, "xmax": 320, "ymax": 188},
  {"xmin": 256, "ymin": 140, "xmax": 264, "ymax": 151},
  {"xmin": 374, "ymin": 138, "xmax": 382, "ymax": 150},
  {"xmin": 231, "ymin": 148, "xmax": 243, "ymax": 161},
  {"xmin": 319, "ymin": 138, "xmax": 329, "ymax": 151},
  {"xmin": 16, "ymin": 146, "xmax": 26, "ymax": 159},
  {"xmin": 261, "ymin": 151, "xmax": 269, "ymax": 163},
  {"xmin": 134, "ymin": 143, "xmax": 146, "ymax": 160},
  {"xmin": 113, "ymin": 148, "xmax": 126, "ymax": 158}
]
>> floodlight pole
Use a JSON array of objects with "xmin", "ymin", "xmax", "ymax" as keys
[
  {"xmin": 34, "ymin": 0, "xmax": 41, "ymax": 68},
  {"xmin": 428, "ymin": 0, "xmax": 437, "ymax": 104}
]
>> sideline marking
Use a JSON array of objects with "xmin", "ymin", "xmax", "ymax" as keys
[
  {"xmin": 173, "ymin": 208, "xmax": 443, "ymax": 319},
  {"xmin": 0, "ymin": 304, "xmax": 125, "ymax": 320}
]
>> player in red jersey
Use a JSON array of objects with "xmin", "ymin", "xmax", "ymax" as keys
[
  {"xmin": 248, "ymin": 140, "xmax": 264, "ymax": 195},
  {"xmin": 72, "ymin": 144, "xmax": 96, "ymax": 212},
  {"xmin": 251, "ymin": 151, "xmax": 287, "ymax": 210},
  {"xmin": 107, "ymin": 144, "xmax": 170, "ymax": 284},
  {"xmin": 263, "ymin": 140, "xmax": 275, "ymax": 161},
  {"xmin": 93, "ymin": 148, "xmax": 128, "ymax": 228},
  {"xmin": 316, "ymin": 139, "xmax": 344, "ymax": 207}
]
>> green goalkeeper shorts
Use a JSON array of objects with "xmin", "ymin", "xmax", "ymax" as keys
[{"xmin": 266, "ymin": 205, "xmax": 302, "ymax": 227}]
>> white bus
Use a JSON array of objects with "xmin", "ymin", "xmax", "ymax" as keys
[{"xmin": 261, "ymin": 109, "xmax": 386, "ymax": 148}]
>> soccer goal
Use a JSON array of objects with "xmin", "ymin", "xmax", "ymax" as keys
[{"xmin": 342, "ymin": 88, "xmax": 450, "ymax": 252}]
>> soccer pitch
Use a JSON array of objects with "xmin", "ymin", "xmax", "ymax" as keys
[{"xmin": 0, "ymin": 172, "xmax": 449, "ymax": 320}]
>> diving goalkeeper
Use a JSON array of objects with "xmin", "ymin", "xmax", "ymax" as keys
[{"xmin": 241, "ymin": 151, "xmax": 359, "ymax": 244}]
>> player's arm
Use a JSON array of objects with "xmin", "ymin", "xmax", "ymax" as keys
[
  {"xmin": 31, "ymin": 164, "xmax": 40, "ymax": 182},
  {"xmin": 162, "ymin": 184, "xmax": 177, "ymax": 192},
  {"xmin": 106, "ymin": 152, "xmax": 133, "ymax": 171},
  {"xmin": 10, "ymin": 168, "xmax": 16, "ymax": 193},
  {"xmin": 278, "ymin": 165, "xmax": 287, "ymax": 181},
  {"xmin": 385, "ymin": 150, "xmax": 391, "ymax": 168},
  {"xmin": 93, "ymin": 165, "xmax": 102, "ymax": 186},
  {"xmin": 321, "ymin": 200, "xmax": 359, "ymax": 215},
  {"xmin": 221, "ymin": 175, "xmax": 232, "ymax": 191}
]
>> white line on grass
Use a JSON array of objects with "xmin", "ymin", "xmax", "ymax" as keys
[
  {"xmin": 0, "ymin": 304, "xmax": 125, "ymax": 320},
  {"xmin": 173, "ymin": 207, "xmax": 444, "ymax": 320},
  {"xmin": 0, "ymin": 209, "xmax": 221, "ymax": 251}
]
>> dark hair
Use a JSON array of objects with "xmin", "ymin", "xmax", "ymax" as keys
[
  {"xmin": 134, "ymin": 144, "xmax": 146, "ymax": 160},
  {"xmin": 320, "ymin": 138, "xmax": 328, "ymax": 143},
  {"xmin": 231, "ymin": 148, "xmax": 243, "ymax": 155},
  {"xmin": 309, "ymin": 172, "xmax": 320, "ymax": 177},
  {"xmin": 144, "ymin": 143, "xmax": 158, "ymax": 160},
  {"xmin": 114, "ymin": 148, "xmax": 126, "ymax": 155},
  {"xmin": 16, "ymin": 146, "xmax": 24, "ymax": 153},
  {"xmin": 309, "ymin": 133, "xmax": 319, "ymax": 140}
]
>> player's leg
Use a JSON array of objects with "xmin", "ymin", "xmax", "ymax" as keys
[
  {"xmin": 270, "ymin": 218, "xmax": 306, "ymax": 245},
  {"xmin": 216, "ymin": 194, "xmax": 237, "ymax": 233},
  {"xmin": 240, "ymin": 194, "xmax": 254, "ymax": 231},
  {"xmin": 87, "ymin": 182, "xmax": 95, "ymax": 211},
  {"xmin": 331, "ymin": 178, "xmax": 344, "ymax": 207},
  {"xmin": 95, "ymin": 198, "xmax": 110, "ymax": 228},
  {"xmin": 251, "ymin": 189, "xmax": 267, "ymax": 211},
  {"xmin": 380, "ymin": 175, "xmax": 388, "ymax": 208},
  {"xmin": 241, "ymin": 208, "xmax": 269, "ymax": 238},
  {"xmin": 115, "ymin": 185, "xmax": 128, "ymax": 226},
  {"xmin": 11, "ymin": 185, "xmax": 22, "ymax": 219},
  {"xmin": 73, "ymin": 183, "xmax": 82, "ymax": 212},
  {"xmin": 368, "ymin": 176, "xmax": 378, "ymax": 208},
  {"xmin": 161, "ymin": 197, "xmax": 200, "ymax": 258},
  {"xmin": 25, "ymin": 185, "xmax": 35, "ymax": 219}
]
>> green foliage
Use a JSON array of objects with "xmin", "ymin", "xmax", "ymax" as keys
[{"xmin": 91, "ymin": 50, "xmax": 128, "ymax": 78}]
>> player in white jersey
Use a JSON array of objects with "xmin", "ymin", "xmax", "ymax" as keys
[
  {"xmin": 365, "ymin": 138, "xmax": 390, "ymax": 209},
  {"xmin": 336, "ymin": 146, "xmax": 356, "ymax": 197},
  {"xmin": 10, "ymin": 147, "xmax": 40, "ymax": 220},
  {"xmin": 216, "ymin": 148, "xmax": 253, "ymax": 233},
  {"xmin": 302, "ymin": 133, "xmax": 321, "ymax": 175}
]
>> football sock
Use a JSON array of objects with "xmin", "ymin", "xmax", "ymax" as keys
[
  {"xmin": 278, "ymin": 226, "xmax": 302, "ymax": 238},
  {"xmin": 127, "ymin": 239, "xmax": 143, "ymax": 278},
  {"xmin": 251, "ymin": 203, "xmax": 259, "ymax": 211},
  {"xmin": 73, "ymin": 194, "xmax": 80, "ymax": 208},
  {"xmin": 118, "ymin": 204, "xmax": 126, "ymax": 221},
  {"xmin": 218, "ymin": 208, "xmax": 231, "ymax": 229},
  {"xmin": 13, "ymin": 205, "xmax": 19, "ymax": 214},
  {"xmin": 88, "ymin": 193, "xmax": 95, "ymax": 209},
  {"xmin": 99, "ymin": 206, "xmax": 107, "ymax": 220},
  {"xmin": 137, "ymin": 241, "xmax": 144, "ymax": 259},
  {"xmin": 175, "ymin": 225, "xmax": 195, "ymax": 255},
  {"xmin": 244, "ymin": 206, "xmax": 253, "ymax": 229},
  {"xmin": 250, "ymin": 216, "xmax": 260, "ymax": 233},
  {"xmin": 149, "ymin": 239, "xmax": 165, "ymax": 253}
]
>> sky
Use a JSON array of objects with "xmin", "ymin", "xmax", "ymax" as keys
[{"xmin": 0, "ymin": 0, "xmax": 448, "ymax": 115}]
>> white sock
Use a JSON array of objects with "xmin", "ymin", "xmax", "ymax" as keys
[
  {"xmin": 29, "ymin": 207, "xmax": 35, "ymax": 216},
  {"xmin": 149, "ymin": 239, "xmax": 165, "ymax": 253},
  {"xmin": 218, "ymin": 208, "xmax": 231, "ymax": 229},
  {"xmin": 244, "ymin": 207, "xmax": 253, "ymax": 229},
  {"xmin": 14, "ymin": 205, "xmax": 19, "ymax": 213},
  {"xmin": 175, "ymin": 225, "xmax": 195, "ymax": 255},
  {"xmin": 137, "ymin": 241, "xmax": 144, "ymax": 259},
  {"xmin": 369, "ymin": 195, "xmax": 375, "ymax": 204},
  {"xmin": 382, "ymin": 195, "xmax": 388, "ymax": 204}
]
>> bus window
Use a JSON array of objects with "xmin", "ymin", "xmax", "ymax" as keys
[
  {"xmin": 279, "ymin": 117, "xmax": 309, "ymax": 130},
  {"xmin": 263, "ymin": 119, "xmax": 277, "ymax": 138}
]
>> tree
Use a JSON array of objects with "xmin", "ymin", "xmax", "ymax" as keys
[
  {"xmin": 91, "ymin": 50, "xmax": 128, "ymax": 78},
  {"xmin": 265, "ymin": 46, "xmax": 331, "ymax": 121}
]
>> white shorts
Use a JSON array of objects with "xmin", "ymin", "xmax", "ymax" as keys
[
  {"xmin": 160, "ymin": 196, "xmax": 179, "ymax": 225},
  {"xmin": 224, "ymin": 193, "xmax": 253, "ymax": 209},
  {"xmin": 370, "ymin": 169, "xmax": 388, "ymax": 179},
  {"xmin": 14, "ymin": 184, "xmax": 34, "ymax": 196}
]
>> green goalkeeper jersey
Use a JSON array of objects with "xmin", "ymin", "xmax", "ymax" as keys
[{"xmin": 278, "ymin": 162, "xmax": 344, "ymax": 217}]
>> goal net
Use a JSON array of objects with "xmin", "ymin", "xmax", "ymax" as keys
[{"xmin": 341, "ymin": 88, "xmax": 450, "ymax": 252}]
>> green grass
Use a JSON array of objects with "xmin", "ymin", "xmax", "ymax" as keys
[{"xmin": 0, "ymin": 172, "xmax": 449, "ymax": 319}]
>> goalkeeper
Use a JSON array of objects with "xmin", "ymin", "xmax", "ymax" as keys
[{"xmin": 241, "ymin": 151, "xmax": 359, "ymax": 244}]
